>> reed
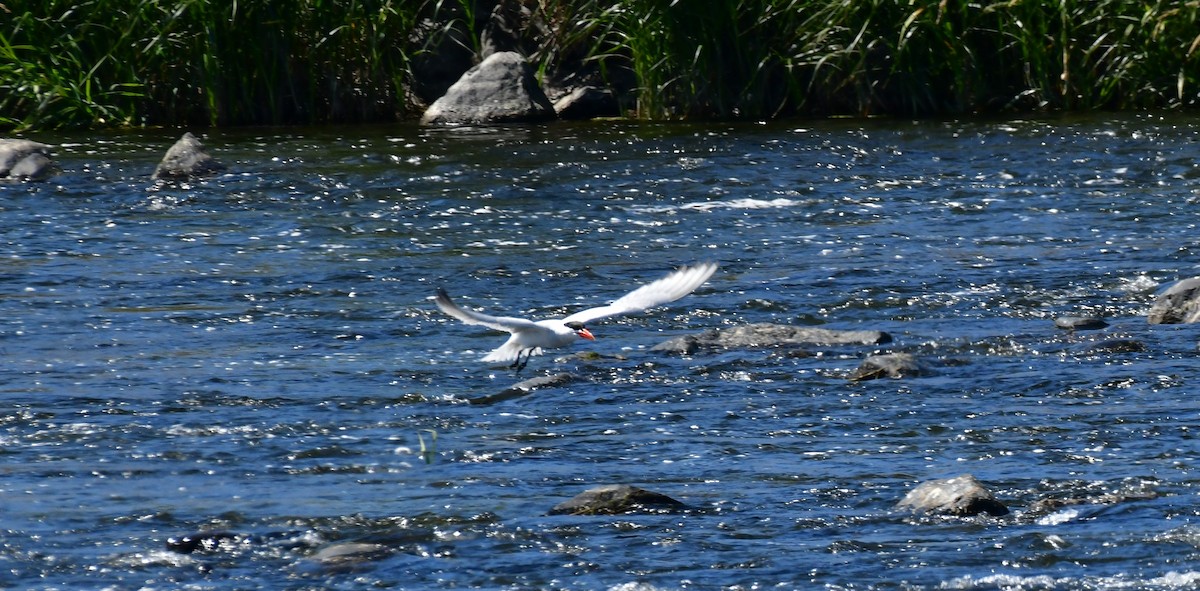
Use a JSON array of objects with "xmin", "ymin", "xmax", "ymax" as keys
[
  {"xmin": 2, "ymin": 0, "xmax": 1198, "ymax": 130},
  {"xmin": 540, "ymin": 0, "xmax": 1200, "ymax": 119},
  {"xmin": 1, "ymin": 0, "xmax": 433, "ymax": 130}
]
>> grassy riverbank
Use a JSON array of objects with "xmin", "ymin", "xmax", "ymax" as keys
[{"xmin": 2, "ymin": 0, "xmax": 1198, "ymax": 131}]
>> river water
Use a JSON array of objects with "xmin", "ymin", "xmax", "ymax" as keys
[{"xmin": 3, "ymin": 114, "xmax": 1200, "ymax": 590}]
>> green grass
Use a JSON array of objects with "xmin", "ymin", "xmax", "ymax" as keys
[
  {"xmin": 1, "ymin": 0, "xmax": 433, "ymax": 130},
  {"xmin": 2, "ymin": 0, "xmax": 1199, "ymax": 130}
]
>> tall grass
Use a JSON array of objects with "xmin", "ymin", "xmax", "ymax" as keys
[
  {"xmin": 2, "ymin": 0, "xmax": 1199, "ymax": 130},
  {"xmin": 0, "ymin": 0, "xmax": 437, "ymax": 130},
  {"xmin": 539, "ymin": 0, "xmax": 1200, "ymax": 119}
]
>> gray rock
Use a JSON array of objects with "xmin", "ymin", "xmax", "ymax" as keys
[
  {"xmin": 1054, "ymin": 316, "xmax": 1108, "ymax": 330},
  {"xmin": 554, "ymin": 86, "xmax": 619, "ymax": 120},
  {"xmin": 152, "ymin": 132, "xmax": 224, "ymax": 180},
  {"xmin": 652, "ymin": 322, "xmax": 892, "ymax": 354},
  {"xmin": 897, "ymin": 474, "xmax": 1009, "ymax": 517},
  {"xmin": 467, "ymin": 372, "xmax": 578, "ymax": 405},
  {"xmin": 310, "ymin": 542, "xmax": 392, "ymax": 566},
  {"xmin": 420, "ymin": 51, "xmax": 556, "ymax": 125},
  {"xmin": 1075, "ymin": 338, "xmax": 1147, "ymax": 355},
  {"xmin": 549, "ymin": 484, "xmax": 687, "ymax": 515},
  {"xmin": 848, "ymin": 352, "xmax": 930, "ymax": 381},
  {"xmin": 1027, "ymin": 491, "xmax": 1157, "ymax": 515},
  {"xmin": 1147, "ymin": 277, "xmax": 1200, "ymax": 324},
  {"xmin": 0, "ymin": 139, "xmax": 54, "ymax": 180}
]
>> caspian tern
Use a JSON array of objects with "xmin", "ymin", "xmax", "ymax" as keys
[{"xmin": 434, "ymin": 262, "xmax": 718, "ymax": 371}]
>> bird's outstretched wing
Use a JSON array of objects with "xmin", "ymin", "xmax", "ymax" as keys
[
  {"xmin": 434, "ymin": 288, "xmax": 539, "ymax": 334},
  {"xmin": 563, "ymin": 262, "xmax": 718, "ymax": 325}
]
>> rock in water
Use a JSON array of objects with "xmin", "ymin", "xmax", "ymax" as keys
[
  {"xmin": 467, "ymin": 372, "xmax": 578, "ymax": 405},
  {"xmin": 896, "ymin": 474, "xmax": 1009, "ymax": 517},
  {"xmin": 310, "ymin": 542, "xmax": 392, "ymax": 566},
  {"xmin": 420, "ymin": 52, "xmax": 556, "ymax": 125},
  {"xmin": 0, "ymin": 139, "xmax": 55, "ymax": 180},
  {"xmin": 549, "ymin": 484, "xmax": 686, "ymax": 515},
  {"xmin": 653, "ymin": 322, "xmax": 892, "ymax": 354},
  {"xmin": 1147, "ymin": 277, "xmax": 1200, "ymax": 324},
  {"xmin": 1054, "ymin": 316, "xmax": 1108, "ymax": 330},
  {"xmin": 165, "ymin": 531, "xmax": 244, "ymax": 554},
  {"xmin": 848, "ymin": 353, "xmax": 930, "ymax": 381},
  {"xmin": 153, "ymin": 132, "xmax": 224, "ymax": 180}
]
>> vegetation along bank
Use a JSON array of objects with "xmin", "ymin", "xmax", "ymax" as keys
[{"xmin": 2, "ymin": 0, "xmax": 1199, "ymax": 131}]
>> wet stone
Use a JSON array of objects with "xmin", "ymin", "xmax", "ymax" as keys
[
  {"xmin": 0, "ymin": 139, "xmax": 55, "ymax": 180},
  {"xmin": 1147, "ymin": 277, "xmax": 1200, "ymax": 324},
  {"xmin": 896, "ymin": 474, "xmax": 1009, "ymax": 517},
  {"xmin": 848, "ymin": 352, "xmax": 930, "ymax": 381},
  {"xmin": 549, "ymin": 484, "xmax": 687, "ymax": 515},
  {"xmin": 310, "ymin": 542, "xmax": 393, "ymax": 566},
  {"xmin": 653, "ymin": 322, "xmax": 892, "ymax": 354},
  {"xmin": 153, "ymin": 132, "xmax": 224, "ymax": 180},
  {"xmin": 1054, "ymin": 316, "xmax": 1108, "ymax": 330},
  {"xmin": 1076, "ymin": 338, "xmax": 1147, "ymax": 355},
  {"xmin": 468, "ymin": 372, "xmax": 579, "ymax": 405},
  {"xmin": 420, "ymin": 51, "xmax": 556, "ymax": 125},
  {"xmin": 165, "ymin": 531, "xmax": 245, "ymax": 554}
]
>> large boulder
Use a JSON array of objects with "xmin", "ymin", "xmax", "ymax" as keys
[
  {"xmin": 1147, "ymin": 277, "xmax": 1200, "ymax": 324},
  {"xmin": 420, "ymin": 51, "xmax": 556, "ymax": 125},
  {"xmin": 652, "ymin": 323, "xmax": 892, "ymax": 354},
  {"xmin": 896, "ymin": 474, "xmax": 1009, "ymax": 517},
  {"xmin": 153, "ymin": 132, "xmax": 224, "ymax": 180},
  {"xmin": 0, "ymin": 139, "xmax": 55, "ymax": 180},
  {"xmin": 549, "ymin": 484, "xmax": 687, "ymax": 515}
]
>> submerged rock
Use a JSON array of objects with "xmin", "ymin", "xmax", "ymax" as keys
[
  {"xmin": 897, "ymin": 474, "xmax": 1009, "ymax": 517},
  {"xmin": 467, "ymin": 372, "xmax": 578, "ymax": 405},
  {"xmin": 652, "ymin": 322, "xmax": 892, "ymax": 354},
  {"xmin": 549, "ymin": 484, "xmax": 687, "ymax": 515},
  {"xmin": 848, "ymin": 353, "xmax": 930, "ymax": 381},
  {"xmin": 165, "ymin": 531, "xmax": 245, "ymax": 554},
  {"xmin": 310, "ymin": 542, "xmax": 393, "ymax": 566},
  {"xmin": 1054, "ymin": 316, "xmax": 1108, "ymax": 330},
  {"xmin": 153, "ymin": 132, "xmax": 224, "ymax": 180},
  {"xmin": 420, "ymin": 51, "xmax": 556, "ymax": 125},
  {"xmin": 1147, "ymin": 277, "xmax": 1200, "ymax": 324},
  {"xmin": 1027, "ymin": 491, "xmax": 1158, "ymax": 516},
  {"xmin": 0, "ymin": 139, "xmax": 55, "ymax": 180},
  {"xmin": 1076, "ymin": 338, "xmax": 1147, "ymax": 355}
]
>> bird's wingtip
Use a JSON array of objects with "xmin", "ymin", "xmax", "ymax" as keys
[{"xmin": 690, "ymin": 260, "xmax": 719, "ymax": 277}]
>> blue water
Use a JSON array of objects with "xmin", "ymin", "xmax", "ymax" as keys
[{"xmin": 3, "ymin": 114, "xmax": 1200, "ymax": 590}]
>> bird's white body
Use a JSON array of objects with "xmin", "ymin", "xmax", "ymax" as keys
[
  {"xmin": 434, "ymin": 262, "xmax": 718, "ymax": 369},
  {"xmin": 481, "ymin": 319, "xmax": 581, "ymax": 363}
]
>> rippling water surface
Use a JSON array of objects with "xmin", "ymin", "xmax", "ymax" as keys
[{"xmin": 3, "ymin": 115, "xmax": 1200, "ymax": 590}]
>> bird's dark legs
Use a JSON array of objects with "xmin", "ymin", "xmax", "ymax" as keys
[{"xmin": 509, "ymin": 349, "xmax": 532, "ymax": 373}]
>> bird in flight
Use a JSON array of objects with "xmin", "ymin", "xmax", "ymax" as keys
[{"xmin": 434, "ymin": 262, "xmax": 718, "ymax": 372}]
